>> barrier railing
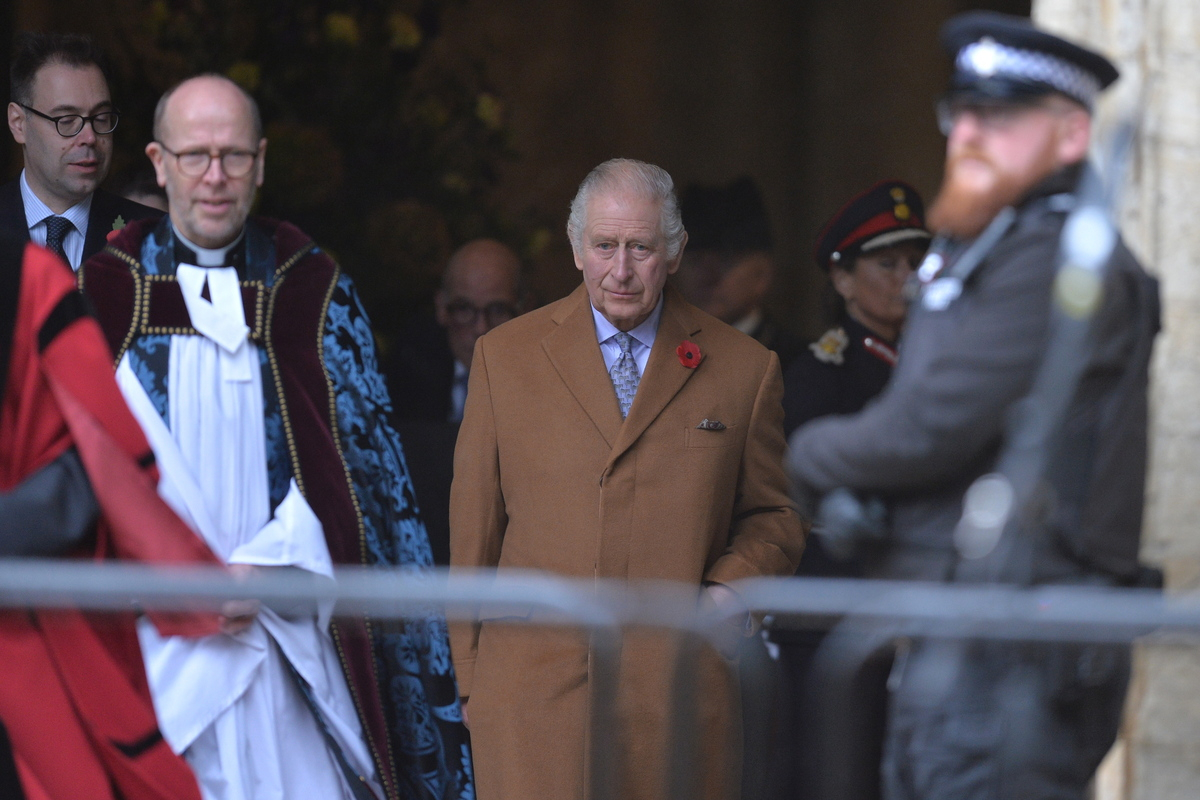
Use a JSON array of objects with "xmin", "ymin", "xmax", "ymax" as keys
[{"xmin": 1, "ymin": 559, "xmax": 1196, "ymax": 799}]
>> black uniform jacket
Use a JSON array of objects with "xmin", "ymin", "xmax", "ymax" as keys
[{"xmin": 783, "ymin": 315, "xmax": 896, "ymax": 437}]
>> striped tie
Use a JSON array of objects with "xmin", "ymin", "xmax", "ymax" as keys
[{"xmin": 609, "ymin": 332, "xmax": 640, "ymax": 418}]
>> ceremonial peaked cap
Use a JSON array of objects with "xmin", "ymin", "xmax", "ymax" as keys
[
  {"xmin": 680, "ymin": 176, "xmax": 773, "ymax": 253},
  {"xmin": 941, "ymin": 11, "xmax": 1119, "ymax": 109},
  {"xmin": 813, "ymin": 180, "xmax": 930, "ymax": 271}
]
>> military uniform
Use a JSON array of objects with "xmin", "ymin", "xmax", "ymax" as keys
[
  {"xmin": 773, "ymin": 179, "xmax": 926, "ymax": 800},
  {"xmin": 783, "ymin": 316, "xmax": 895, "ymax": 437}
]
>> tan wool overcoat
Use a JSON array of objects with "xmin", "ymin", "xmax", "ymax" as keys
[{"xmin": 450, "ymin": 284, "xmax": 805, "ymax": 800}]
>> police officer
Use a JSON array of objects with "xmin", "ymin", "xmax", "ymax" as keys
[
  {"xmin": 773, "ymin": 180, "xmax": 929, "ymax": 800},
  {"xmin": 788, "ymin": 12, "xmax": 1158, "ymax": 800}
]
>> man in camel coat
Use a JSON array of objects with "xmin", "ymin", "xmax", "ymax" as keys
[{"xmin": 450, "ymin": 158, "xmax": 805, "ymax": 800}]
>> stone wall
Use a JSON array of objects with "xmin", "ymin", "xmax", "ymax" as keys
[{"xmin": 1034, "ymin": 1, "xmax": 1200, "ymax": 797}]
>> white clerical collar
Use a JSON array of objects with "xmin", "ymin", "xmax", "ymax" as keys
[
  {"xmin": 173, "ymin": 223, "xmax": 246, "ymax": 267},
  {"xmin": 590, "ymin": 292, "xmax": 664, "ymax": 350}
]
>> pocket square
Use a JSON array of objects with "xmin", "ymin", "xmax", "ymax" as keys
[{"xmin": 696, "ymin": 418, "xmax": 726, "ymax": 431}]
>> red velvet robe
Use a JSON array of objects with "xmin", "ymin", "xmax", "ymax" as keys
[{"xmin": 0, "ymin": 241, "xmax": 219, "ymax": 800}]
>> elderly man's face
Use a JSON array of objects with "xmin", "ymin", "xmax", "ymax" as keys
[
  {"xmin": 147, "ymin": 77, "xmax": 265, "ymax": 249},
  {"xmin": 7, "ymin": 62, "xmax": 113, "ymax": 213},
  {"xmin": 574, "ymin": 191, "xmax": 682, "ymax": 331}
]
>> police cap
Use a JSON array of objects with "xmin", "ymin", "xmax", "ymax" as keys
[{"xmin": 941, "ymin": 11, "xmax": 1119, "ymax": 109}]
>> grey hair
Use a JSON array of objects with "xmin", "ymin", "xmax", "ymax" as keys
[{"xmin": 566, "ymin": 158, "xmax": 686, "ymax": 260}]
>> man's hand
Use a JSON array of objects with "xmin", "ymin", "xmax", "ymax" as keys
[
  {"xmin": 461, "ymin": 698, "xmax": 470, "ymax": 730},
  {"xmin": 699, "ymin": 582, "xmax": 753, "ymax": 660},
  {"xmin": 219, "ymin": 563, "xmax": 261, "ymax": 635}
]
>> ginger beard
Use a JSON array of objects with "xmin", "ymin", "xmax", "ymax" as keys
[{"xmin": 927, "ymin": 126, "xmax": 1065, "ymax": 240}]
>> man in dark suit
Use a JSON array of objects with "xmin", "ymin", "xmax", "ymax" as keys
[
  {"xmin": 2, "ymin": 32, "xmax": 158, "ymax": 270},
  {"xmin": 385, "ymin": 238, "xmax": 522, "ymax": 564},
  {"xmin": 387, "ymin": 238, "xmax": 523, "ymax": 423}
]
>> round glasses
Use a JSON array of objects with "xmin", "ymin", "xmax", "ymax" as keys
[
  {"xmin": 445, "ymin": 299, "xmax": 518, "ymax": 328},
  {"xmin": 156, "ymin": 142, "xmax": 260, "ymax": 178},
  {"xmin": 19, "ymin": 104, "xmax": 119, "ymax": 137}
]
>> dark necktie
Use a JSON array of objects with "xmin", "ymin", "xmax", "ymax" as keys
[{"xmin": 43, "ymin": 216, "xmax": 72, "ymax": 264}]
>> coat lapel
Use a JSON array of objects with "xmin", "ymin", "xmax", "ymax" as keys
[
  {"xmin": 0, "ymin": 181, "xmax": 31, "ymax": 242},
  {"xmin": 606, "ymin": 285, "xmax": 702, "ymax": 470},
  {"xmin": 542, "ymin": 285, "xmax": 623, "ymax": 448},
  {"xmin": 84, "ymin": 190, "xmax": 127, "ymax": 261}
]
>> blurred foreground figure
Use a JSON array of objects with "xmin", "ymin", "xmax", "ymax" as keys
[
  {"xmin": 0, "ymin": 236, "xmax": 219, "ymax": 799},
  {"xmin": 788, "ymin": 13, "xmax": 1159, "ymax": 800},
  {"xmin": 774, "ymin": 180, "xmax": 929, "ymax": 800},
  {"xmin": 81, "ymin": 75, "xmax": 471, "ymax": 800},
  {"xmin": 450, "ymin": 158, "xmax": 805, "ymax": 800}
]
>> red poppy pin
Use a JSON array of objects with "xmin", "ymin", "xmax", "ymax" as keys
[{"xmin": 676, "ymin": 340, "xmax": 703, "ymax": 369}]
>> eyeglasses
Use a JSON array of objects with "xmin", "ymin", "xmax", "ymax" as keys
[
  {"xmin": 19, "ymin": 104, "xmax": 119, "ymax": 137},
  {"xmin": 444, "ymin": 299, "xmax": 518, "ymax": 328},
  {"xmin": 935, "ymin": 98, "xmax": 1043, "ymax": 137},
  {"xmin": 156, "ymin": 142, "xmax": 260, "ymax": 178}
]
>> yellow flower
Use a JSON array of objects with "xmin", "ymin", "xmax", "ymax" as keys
[
  {"xmin": 476, "ymin": 93, "xmax": 504, "ymax": 130},
  {"xmin": 441, "ymin": 173, "xmax": 470, "ymax": 194},
  {"xmin": 388, "ymin": 12, "xmax": 422, "ymax": 51},
  {"xmin": 527, "ymin": 228, "xmax": 553, "ymax": 258},
  {"xmin": 324, "ymin": 12, "xmax": 360, "ymax": 46}
]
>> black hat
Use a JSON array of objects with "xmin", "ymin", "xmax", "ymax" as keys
[
  {"xmin": 680, "ymin": 176, "xmax": 773, "ymax": 253},
  {"xmin": 941, "ymin": 12, "xmax": 1119, "ymax": 109},
  {"xmin": 813, "ymin": 180, "xmax": 930, "ymax": 271}
]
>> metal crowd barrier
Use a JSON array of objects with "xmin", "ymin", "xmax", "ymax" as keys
[{"xmin": 1, "ymin": 559, "xmax": 1197, "ymax": 799}]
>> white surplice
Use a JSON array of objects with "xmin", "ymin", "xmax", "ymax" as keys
[{"xmin": 117, "ymin": 248, "xmax": 381, "ymax": 800}]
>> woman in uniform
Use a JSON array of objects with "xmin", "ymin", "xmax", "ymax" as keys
[{"xmin": 773, "ymin": 179, "xmax": 930, "ymax": 800}]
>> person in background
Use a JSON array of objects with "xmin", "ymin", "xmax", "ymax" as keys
[
  {"xmin": 387, "ymin": 238, "xmax": 524, "ymax": 424},
  {"xmin": 782, "ymin": 180, "xmax": 929, "ymax": 435},
  {"xmin": 676, "ymin": 176, "xmax": 804, "ymax": 371},
  {"xmin": 1, "ymin": 32, "xmax": 159, "ymax": 270},
  {"xmin": 114, "ymin": 166, "xmax": 169, "ymax": 213},
  {"xmin": 384, "ymin": 237, "xmax": 524, "ymax": 565},
  {"xmin": 772, "ymin": 179, "xmax": 929, "ymax": 800}
]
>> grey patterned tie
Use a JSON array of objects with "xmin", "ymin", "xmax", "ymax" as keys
[
  {"xmin": 43, "ymin": 215, "xmax": 72, "ymax": 264},
  {"xmin": 609, "ymin": 331, "xmax": 640, "ymax": 418}
]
